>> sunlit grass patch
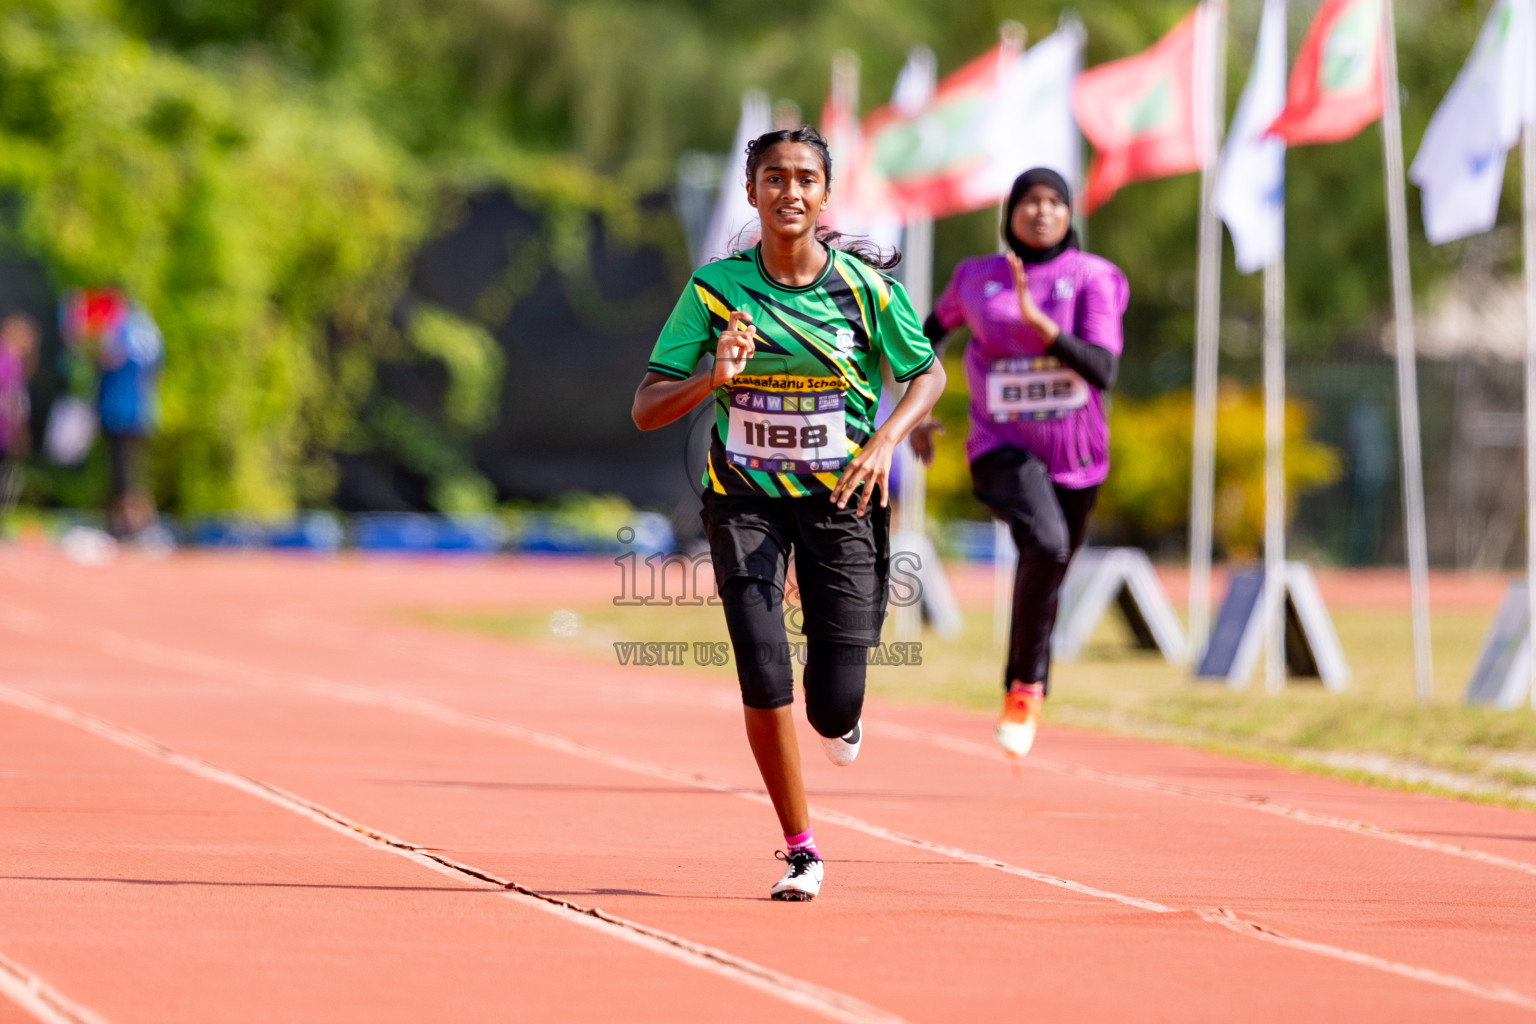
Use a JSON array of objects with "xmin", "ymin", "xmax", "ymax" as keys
[{"xmin": 412, "ymin": 580, "xmax": 1536, "ymax": 807}]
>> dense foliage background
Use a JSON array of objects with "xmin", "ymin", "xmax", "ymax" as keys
[{"xmin": 0, "ymin": 0, "xmax": 1508, "ymax": 549}]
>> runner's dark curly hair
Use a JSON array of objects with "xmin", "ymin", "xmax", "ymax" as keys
[{"xmin": 740, "ymin": 126, "xmax": 901, "ymax": 271}]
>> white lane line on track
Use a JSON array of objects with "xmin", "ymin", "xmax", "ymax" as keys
[
  {"xmin": 6, "ymin": 612, "xmax": 1536, "ymax": 1013},
  {"xmin": 874, "ymin": 721, "xmax": 1536, "ymax": 880},
  {"xmin": 13, "ymin": 592, "xmax": 1536, "ymax": 880},
  {"xmin": 26, "ymin": 622, "xmax": 1174, "ymax": 916},
  {"xmin": 802, "ymin": 805, "xmax": 1174, "ymax": 913},
  {"xmin": 0, "ymin": 951, "xmax": 113, "ymax": 1024},
  {"xmin": 0, "ymin": 684, "xmax": 912, "ymax": 1024},
  {"xmin": 255, "ymin": 611, "xmax": 743, "ymax": 710},
  {"xmin": 251, "ymin": 608, "xmax": 1536, "ymax": 882},
  {"xmin": 1196, "ymin": 908, "xmax": 1536, "ymax": 1011}
]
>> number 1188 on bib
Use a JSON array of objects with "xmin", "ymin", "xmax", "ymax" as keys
[{"xmin": 725, "ymin": 384, "xmax": 847, "ymax": 474}]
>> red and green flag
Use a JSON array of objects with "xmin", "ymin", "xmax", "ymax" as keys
[
  {"xmin": 852, "ymin": 40, "xmax": 1024, "ymax": 222},
  {"xmin": 1266, "ymin": 0, "xmax": 1384, "ymax": 146},
  {"xmin": 1072, "ymin": 5, "xmax": 1215, "ymax": 212}
]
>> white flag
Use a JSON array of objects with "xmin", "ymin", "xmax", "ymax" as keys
[
  {"xmin": 1410, "ymin": 0, "xmax": 1534, "ymax": 245},
  {"xmin": 968, "ymin": 21, "xmax": 1085, "ymax": 205},
  {"xmin": 1216, "ymin": 0, "xmax": 1287, "ymax": 275},
  {"xmin": 700, "ymin": 91, "xmax": 772, "ymax": 265},
  {"xmin": 891, "ymin": 46, "xmax": 937, "ymax": 117}
]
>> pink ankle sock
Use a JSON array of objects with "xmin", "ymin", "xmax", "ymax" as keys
[{"xmin": 784, "ymin": 828, "xmax": 819, "ymax": 859}]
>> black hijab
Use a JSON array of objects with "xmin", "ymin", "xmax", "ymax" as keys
[{"xmin": 1002, "ymin": 167, "xmax": 1080, "ymax": 265}]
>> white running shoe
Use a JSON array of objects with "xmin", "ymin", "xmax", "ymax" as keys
[
  {"xmin": 819, "ymin": 720, "xmax": 861, "ymax": 766},
  {"xmin": 770, "ymin": 849, "xmax": 823, "ymax": 901},
  {"xmin": 995, "ymin": 685, "xmax": 1043, "ymax": 758}
]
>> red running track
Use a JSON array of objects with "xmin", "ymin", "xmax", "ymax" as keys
[{"xmin": 0, "ymin": 548, "xmax": 1533, "ymax": 1023}]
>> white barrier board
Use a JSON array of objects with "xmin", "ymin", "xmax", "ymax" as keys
[
  {"xmin": 1195, "ymin": 563, "xmax": 1349, "ymax": 691},
  {"xmin": 1464, "ymin": 581, "xmax": 1531, "ymax": 709},
  {"xmin": 1051, "ymin": 547, "xmax": 1186, "ymax": 665}
]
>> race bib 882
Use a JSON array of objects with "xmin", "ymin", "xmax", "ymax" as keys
[{"xmin": 985, "ymin": 357, "xmax": 1090, "ymax": 422}]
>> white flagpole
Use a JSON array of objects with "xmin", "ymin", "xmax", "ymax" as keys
[
  {"xmin": 1262, "ymin": 251, "xmax": 1286, "ymax": 693},
  {"xmin": 1189, "ymin": 0, "xmax": 1229, "ymax": 665},
  {"xmin": 1523, "ymin": 0, "xmax": 1536, "ymax": 710},
  {"xmin": 994, "ymin": 519, "xmax": 1016, "ymax": 646},
  {"xmin": 893, "ymin": 211, "xmax": 932, "ymax": 642},
  {"xmin": 984, "ymin": 24, "xmax": 1030, "ymax": 650},
  {"xmin": 1380, "ymin": 0, "xmax": 1435, "ymax": 701},
  {"xmin": 831, "ymin": 51, "xmax": 860, "ymax": 146},
  {"xmin": 894, "ymin": 46, "xmax": 937, "ymax": 642}
]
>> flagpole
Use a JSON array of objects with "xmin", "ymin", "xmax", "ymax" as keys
[
  {"xmin": 1189, "ymin": 0, "xmax": 1229, "ymax": 665},
  {"xmin": 1262, "ymin": 250, "xmax": 1286, "ymax": 693},
  {"xmin": 894, "ymin": 46, "xmax": 938, "ymax": 642},
  {"xmin": 1380, "ymin": 0, "xmax": 1435, "ymax": 702},
  {"xmin": 982, "ymin": 22, "xmax": 1032, "ymax": 649},
  {"xmin": 1523, "ymin": 25, "xmax": 1536, "ymax": 709}
]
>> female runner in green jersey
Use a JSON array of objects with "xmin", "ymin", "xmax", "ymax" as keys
[{"xmin": 633, "ymin": 126, "xmax": 945, "ymax": 901}]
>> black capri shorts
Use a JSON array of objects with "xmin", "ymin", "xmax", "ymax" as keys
[
  {"xmin": 700, "ymin": 489, "xmax": 889, "ymax": 725},
  {"xmin": 700, "ymin": 489, "xmax": 890, "ymax": 647}
]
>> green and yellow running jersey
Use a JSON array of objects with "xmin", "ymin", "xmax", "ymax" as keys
[{"xmin": 648, "ymin": 244, "xmax": 935, "ymax": 498}]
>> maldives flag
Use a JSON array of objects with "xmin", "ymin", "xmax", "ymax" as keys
[
  {"xmin": 855, "ymin": 39, "xmax": 1024, "ymax": 221},
  {"xmin": 1072, "ymin": 5, "xmax": 1215, "ymax": 212},
  {"xmin": 1267, "ymin": 0, "xmax": 1384, "ymax": 146}
]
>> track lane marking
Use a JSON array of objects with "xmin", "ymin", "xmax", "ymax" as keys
[
  {"xmin": 253, "ymin": 611, "xmax": 743, "ymax": 710},
  {"xmin": 11, "ymin": 594, "xmax": 1536, "ymax": 879},
  {"xmin": 874, "ymin": 722, "xmax": 1536, "ymax": 879},
  {"xmin": 6, "ymin": 612, "xmax": 1536, "ymax": 1012},
  {"xmin": 0, "ymin": 951, "xmax": 113, "ymax": 1024},
  {"xmin": 1196, "ymin": 908, "xmax": 1536, "ymax": 1011},
  {"xmin": 8, "ymin": 625, "xmax": 1175, "ymax": 915},
  {"xmin": 0, "ymin": 685, "xmax": 911, "ymax": 1024},
  {"xmin": 220, "ymin": 608, "xmax": 1536, "ymax": 880}
]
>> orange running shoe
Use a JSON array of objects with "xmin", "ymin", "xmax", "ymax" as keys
[{"xmin": 996, "ymin": 682, "xmax": 1044, "ymax": 757}]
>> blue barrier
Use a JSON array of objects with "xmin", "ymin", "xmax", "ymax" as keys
[
  {"xmin": 351, "ymin": 513, "xmax": 506, "ymax": 553},
  {"xmin": 187, "ymin": 513, "xmax": 342, "ymax": 552},
  {"xmin": 180, "ymin": 510, "xmax": 674, "ymax": 556},
  {"xmin": 509, "ymin": 511, "xmax": 673, "ymax": 556},
  {"xmin": 942, "ymin": 520, "xmax": 1000, "ymax": 562}
]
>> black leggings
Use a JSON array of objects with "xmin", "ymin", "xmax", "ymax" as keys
[
  {"xmin": 104, "ymin": 432, "xmax": 142, "ymax": 501},
  {"xmin": 971, "ymin": 447, "xmax": 1098, "ymax": 695},
  {"xmin": 719, "ymin": 578, "xmax": 865, "ymax": 739}
]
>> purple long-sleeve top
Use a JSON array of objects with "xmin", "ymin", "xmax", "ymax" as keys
[{"xmin": 932, "ymin": 248, "xmax": 1129, "ymax": 489}]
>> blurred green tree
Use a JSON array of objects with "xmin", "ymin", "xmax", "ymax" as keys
[
  {"xmin": 0, "ymin": 0, "xmax": 1502, "ymax": 520},
  {"xmin": 1095, "ymin": 386, "xmax": 1342, "ymax": 555},
  {"xmin": 0, "ymin": 0, "xmax": 422, "ymax": 513}
]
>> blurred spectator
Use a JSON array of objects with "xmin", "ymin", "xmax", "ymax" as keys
[
  {"xmin": 0, "ymin": 314, "xmax": 38, "ymax": 514},
  {"xmin": 60, "ymin": 289, "xmax": 164, "ymax": 539}
]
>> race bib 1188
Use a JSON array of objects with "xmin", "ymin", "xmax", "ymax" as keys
[
  {"xmin": 725, "ymin": 376, "xmax": 847, "ymax": 474},
  {"xmin": 985, "ymin": 357, "xmax": 1090, "ymax": 422}
]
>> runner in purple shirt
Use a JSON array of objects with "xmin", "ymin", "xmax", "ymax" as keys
[{"xmin": 919, "ymin": 168, "xmax": 1128, "ymax": 757}]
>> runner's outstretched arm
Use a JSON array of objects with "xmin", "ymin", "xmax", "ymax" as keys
[{"xmin": 828, "ymin": 360, "xmax": 946, "ymax": 515}]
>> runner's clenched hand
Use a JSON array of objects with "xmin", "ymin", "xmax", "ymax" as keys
[{"xmin": 711, "ymin": 311, "xmax": 756, "ymax": 388}]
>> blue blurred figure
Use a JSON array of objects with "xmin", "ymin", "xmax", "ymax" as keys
[
  {"xmin": 98, "ymin": 302, "xmax": 163, "ymax": 539},
  {"xmin": 61, "ymin": 289, "xmax": 164, "ymax": 540}
]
